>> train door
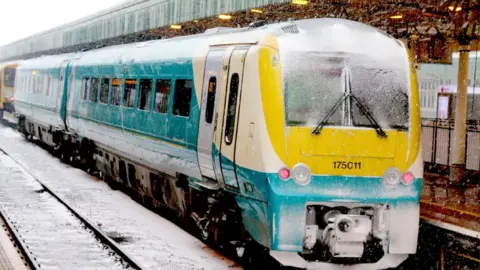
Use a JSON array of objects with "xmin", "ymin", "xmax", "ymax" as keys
[
  {"xmin": 197, "ymin": 49, "xmax": 225, "ymax": 183},
  {"xmin": 218, "ymin": 47, "xmax": 249, "ymax": 189},
  {"xmin": 56, "ymin": 60, "xmax": 70, "ymax": 129}
]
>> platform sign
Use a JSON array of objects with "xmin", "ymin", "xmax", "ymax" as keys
[{"xmin": 437, "ymin": 93, "xmax": 451, "ymax": 119}]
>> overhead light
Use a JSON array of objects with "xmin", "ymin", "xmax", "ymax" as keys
[
  {"xmin": 219, "ymin": 14, "xmax": 232, "ymax": 20},
  {"xmin": 448, "ymin": 5, "xmax": 462, "ymax": 12},
  {"xmin": 32, "ymin": 71, "xmax": 37, "ymax": 75},
  {"xmin": 170, "ymin": 24, "xmax": 182, "ymax": 29},
  {"xmin": 292, "ymin": 0, "xmax": 308, "ymax": 5},
  {"xmin": 250, "ymin": 8, "xmax": 263, "ymax": 14},
  {"xmin": 390, "ymin": 14, "xmax": 403, "ymax": 19}
]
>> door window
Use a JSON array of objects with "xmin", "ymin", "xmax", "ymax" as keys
[
  {"xmin": 225, "ymin": 73, "xmax": 239, "ymax": 145},
  {"xmin": 205, "ymin": 77, "xmax": 216, "ymax": 123}
]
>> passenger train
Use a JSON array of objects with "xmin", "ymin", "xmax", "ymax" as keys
[
  {"xmin": 0, "ymin": 61, "xmax": 20, "ymax": 119},
  {"xmin": 13, "ymin": 18, "xmax": 422, "ymax": 269}
]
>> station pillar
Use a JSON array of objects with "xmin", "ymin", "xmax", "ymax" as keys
[{"xmin": 449, "ymin": 44, "xmax": 470, "ymax": 183}]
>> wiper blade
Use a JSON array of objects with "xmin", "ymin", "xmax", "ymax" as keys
[
  {"xmin": 311, "ymin": 93, "xmax": 348, "ymax": 135},
  {"xmin": 350, "ymin": 95, "xmax": 387, "ymax": 138}
]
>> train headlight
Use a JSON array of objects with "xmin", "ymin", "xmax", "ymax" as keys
[
  {"xmin": 382, "ymin": 167, "xmax": 401, "ymax": 187},
  {"xmin": 291, "ymin": 163, "xmax": 311, "ymax": 186}
]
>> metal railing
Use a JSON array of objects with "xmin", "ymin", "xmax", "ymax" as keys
[{"xmin": 422, "ymin": 118, "xmax": 480, "ymax": 172}]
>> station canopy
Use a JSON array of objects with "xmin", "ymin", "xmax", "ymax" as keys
[{"xmin": 153, "ymin": 0, "xmax": 480, "ymax": 64}]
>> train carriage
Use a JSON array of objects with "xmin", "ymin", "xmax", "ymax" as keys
[{"xmin": 14, "ymin": 18, "xmax": 422, "ymax": 269}]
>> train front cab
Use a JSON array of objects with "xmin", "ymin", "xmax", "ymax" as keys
[
  {"xmin": 260, "ymin": 19, "xmax": 423, "ymax": 269},
  {"xmin": 0, "ymin": 63, "xmax": 18, "ymax": 118}
]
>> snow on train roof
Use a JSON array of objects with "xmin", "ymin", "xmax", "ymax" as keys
[
  {"xmin": 276, "ymin": 18, "xmax": 407, "ymax": 67},
  {"xmin": 17, "ymin": 53, "xmax": 78, "ymax": 71},
  {"xmin": 0, "ymin": 60, "xmax": 22, "ymax": 69},
  {"xmin": 18, "ymin": 18, "xmax": 404, "ymax": 69}
]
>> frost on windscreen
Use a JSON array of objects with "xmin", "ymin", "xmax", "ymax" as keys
[{"xmin": 278, "ymin": 18, "xmax": 410, "ymax": 129}]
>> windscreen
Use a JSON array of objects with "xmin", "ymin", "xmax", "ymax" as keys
[
  {"xmin": 4, "ymin": 67, "xmax": 16, "ymax": 88},
  {"xmin": 278, "ymin": 20, "xmax": 410, "ymax": 130}
]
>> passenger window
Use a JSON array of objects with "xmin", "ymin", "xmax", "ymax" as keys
[
  {"xmin": 225, "ymin": 73, "xmax": 239, "ymax": 145},
  {"xmin": 46, "ymin": 77, "xmax": 51, "ymax": 96},
  {"xmin": 172, "ymin": 79, "xmax": 192, "ymax": 117},
  {"xmin": 32, "ymin": 77, "xmax": 37, "ymax": 94},
  {"xmin": 138, "ymin": 79, "xmax": 152, "ymax": 111},
  {"xmin": 36, "ymin": 76, "xmax": 41, "ymax": 94},
  {"xmin": 81, "ymin": 78, "xmax": 90, "ymax": 100},
  {"xmin": 205, "ymin": 77, "xmax": 216, "ymax": 123},
  {"xmin": 154, "ymin": 79, "xmax": 171, "ymax": 114},
  {"xmin": 111, "ymin": 78, "xmax": 122, "ymax": 106},
  {"xmin": 123, "ymin": 79, "xmax": 137, "ymax": 108},
  {"xmin": 99, "ymin": 78, "xmax": 110, "ymax": 104},
  {"xmin": 90, "ymin": 78, "xmax": 99, "ymax": 102}
]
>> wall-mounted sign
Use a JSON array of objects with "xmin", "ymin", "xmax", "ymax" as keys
[{"xmin": 437, "ymin": 94, "xmax": 450, "ymax": 119}]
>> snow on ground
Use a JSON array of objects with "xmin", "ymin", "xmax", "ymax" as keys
[{"xmin": 0, "ymin": 126, "xmax": 242, "ymax": 270}]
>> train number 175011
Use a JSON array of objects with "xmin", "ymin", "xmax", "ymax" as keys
[{"xmin": 333, "ymin": 161, "xmax": 362, "ymax": 170}]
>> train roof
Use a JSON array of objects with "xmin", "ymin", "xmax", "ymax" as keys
[
  {"xmin": 0, "ymin": 60, "xmax": 22, "ymax": 69},
  {"xmin": 18, "ymin": 18, "xmax": 404, "ymax": 69}
]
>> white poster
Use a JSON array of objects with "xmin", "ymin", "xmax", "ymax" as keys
[{"xmin": 437, "ymin": 95, "xmax": 449, "ymax": 119}]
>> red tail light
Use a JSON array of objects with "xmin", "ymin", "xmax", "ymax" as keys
[
  {"xmin": 279, "ymin": 168, "xmax": 290, "ymax": 180},
  {"xmin": 402, "ymin": 172, "xmax": 414, "ymax": 185}
]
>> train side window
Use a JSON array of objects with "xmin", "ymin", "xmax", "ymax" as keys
[
  {"xmin": 46, "ymin": 77, "xmax": 51, "ymax": 96},
  {"xmin": 43, "ymin": 77, "xmax": 48, "ymax": 95},
  {"xmin": 123, "ymin": 78, "xmax": 137, "ymax": 108},
  {"xmin": 38, "ymin": 77, "xmax": 43, "ymax": 94},
  {"xmin": 111, "ymin": 78, "xmax": 122, "ymax": 106},
  {"xmin": 224, "ymin": 73, "xmax": 239, "ymax": 145},
  {"xmin": 32, "ymin": 76, "xmax": 37, "ymax": 94},
  {"xmin": 81, "ymin": 77, "xmax": 90, "ymax": 100},
  {"xmin": 36, "ymin": 76, "xmax": 41, "ymax": 94},
  {"xmin": 90, "ymin": 78, "xmax": 99, "ymax": 102},
  {"xmin": 138, "ymin": 79, "xmax": 152, "ymax": 111},
  {"xmin": 99, "ymin": 78, "xmax": 110, "ymax": 104},
  {"xmin": 205, "ymin": 77, "xmax": 216, "ymax": 123},
  {"xmin": 172, "ymin": 79, "xmax": 192, "ymax": 117},
  {"xmin": 154, "ymin": 79, "xmax": 171, "ymax": 114}
]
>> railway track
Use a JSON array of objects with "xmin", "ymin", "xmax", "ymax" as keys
[{"xmin": 0, "ymin": 148, "xmax": 143, "ymax": 270}]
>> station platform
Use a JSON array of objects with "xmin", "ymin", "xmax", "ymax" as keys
[
  {"xmin": 0, "ymin": 219, "xmax": 28, "ymax": 270},
  {"xmin": 420, "ymin": 173, "xmax": 480, "ymax": 238}
]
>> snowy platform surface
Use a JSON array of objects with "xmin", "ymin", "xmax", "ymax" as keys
[{"xmin": 0, "ymin": 126, "xmax": 242, "ymax": 270}]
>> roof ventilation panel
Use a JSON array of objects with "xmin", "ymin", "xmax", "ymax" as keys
[{"xmin": 281, "ymin": 24, "xmax": 300, "ymax": 34}]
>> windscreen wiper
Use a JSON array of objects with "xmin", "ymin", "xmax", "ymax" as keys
[
  {"xmin": 311, "ymin": 93, "xmax": 348, "ymax": 135},
  {"xmin": 350, "ymin": 95, "xmax": 387, "ymax": 138}
]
